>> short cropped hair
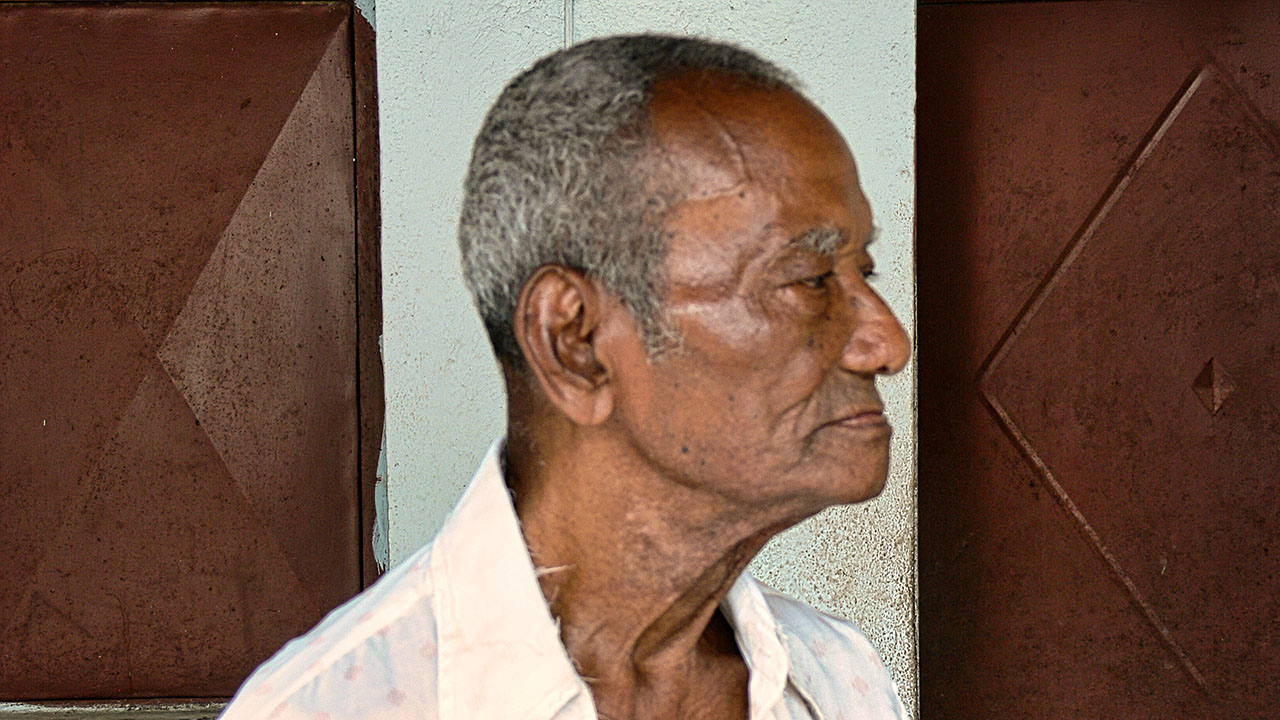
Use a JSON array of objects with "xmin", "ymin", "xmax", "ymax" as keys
[{"xmin": 457, "ymin": 34, "xmax": 796, "ymax": 362}]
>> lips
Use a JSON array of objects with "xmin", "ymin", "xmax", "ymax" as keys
[
  {"xmin": 819, "ymin": 407, "xmax": 890, "ymax": 432},
  {"xmin": 835, "ymin": 409, "xmax": 888, "ymax": 426}
]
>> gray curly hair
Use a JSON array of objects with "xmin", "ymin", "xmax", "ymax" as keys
[{"xmin": 458, "ymin": 34, "xmax": 797, "ymax": 362}]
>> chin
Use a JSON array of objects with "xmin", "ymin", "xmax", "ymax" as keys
[
  {"xmin": 801, "ymin": 430, "xmax": 893, "ymax": 503},
  {"xmin": 829, "ymin": 471, "xmax": 888, "ymax": 506},
  {"xmin": 810, "ymin": 445, "xmax": 892, "ymax": 504},
  {"xmin": 774, "ymin": 472, "xmax": 889, "ymax": 515},
  {"xmin": 820, "ymin": 450, "xmax": 892, "ymax": 505}
]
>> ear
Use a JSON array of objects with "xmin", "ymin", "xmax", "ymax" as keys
[{"xmin": 513, "ymin": 265, "xmax": 615, "ymax": 426}]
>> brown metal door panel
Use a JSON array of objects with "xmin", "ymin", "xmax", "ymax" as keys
[
  {"xmin": 0, "ymin": 3, "xmax": 360, "ymax": 699},
  {"xmin": 919, "ymin": 1, "xmax": 1280, "ymax": 717}
]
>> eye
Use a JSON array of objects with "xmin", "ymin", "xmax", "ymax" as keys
[{"xmin": 797, "ymin": 271, "xmax": 835, "ymax": 290}]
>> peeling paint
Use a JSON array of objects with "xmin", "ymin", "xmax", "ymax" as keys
[
  {"xmin": 371, "ymin": 336, "xmax": 390, "ymax": 573},
  {"xmin": 354, "ymin": 0, "xmax": 374, "ymax": 29},
  {"xmin": 372, "ymin": 428, "xmax": 389, "ymax": 573}
]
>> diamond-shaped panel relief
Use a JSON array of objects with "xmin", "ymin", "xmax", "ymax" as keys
[
  {"xmin": 1191, "ymin": 358, "xmax": 1235, "ymax": 416},
  {"xmin": 983, "ymin": 64, "xmax": 1280, "ymax": 700},
  {"xmin": 0, "ymin": 3, "xmax": 357, "ymax": 699}
]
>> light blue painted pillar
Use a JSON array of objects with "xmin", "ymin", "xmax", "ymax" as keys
[{"xmin": 377, "ymin": 1, "xmax": 918, "ymax": 712}]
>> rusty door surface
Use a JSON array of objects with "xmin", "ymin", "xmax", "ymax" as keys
[
  {"xmin": 918, "ymin": 1, "xmax": 1280, "ymax": 717},
  {"xmin": 0, "ymin": 3, "xmax": 363, "ymax": 699}
]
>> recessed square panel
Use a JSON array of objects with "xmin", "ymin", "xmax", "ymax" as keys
[{"xmin": 0, "ymin": 3, "xmax": 359, "ymax": 699}]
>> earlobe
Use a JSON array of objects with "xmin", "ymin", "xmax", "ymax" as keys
[{"xmin": 514, "ymin": 266, "xmax": 616, "ymax": 426}]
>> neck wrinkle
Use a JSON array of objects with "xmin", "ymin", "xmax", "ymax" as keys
[{"xmin": 509, "ymin": 433, "xmax": 788, "ymax": 695}]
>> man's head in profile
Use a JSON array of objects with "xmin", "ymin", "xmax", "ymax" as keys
[
  {"xmin": 462, "ymin": 36, "xmax": 909, "ymax": 519},
  {"xmin": 223, "ymin": 34, "xmax": 911, "ymax": 720}
]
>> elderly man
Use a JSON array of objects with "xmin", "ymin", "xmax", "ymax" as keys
[{"xmin": 222, "ymin": 34, "xmax": 910, "ymax": 720}]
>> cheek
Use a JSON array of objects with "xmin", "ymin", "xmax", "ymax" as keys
[
  {"xmin": 653, "ymin": 295, "xmax": 849, "ymax": 432},
  {"xmin": 670, "ymin": 296, "xmax": 775, "ymax": 356},
  {"xmin": 769, "ymin": 309, "xmax": 851, "ymax": 392},
  {"xmin": 674, "ymin": 292, "xmax": 842, "ymax": 377},
  {"xmin": 634, "ymin": 355, "xmax": 771, "ymax": 465}
]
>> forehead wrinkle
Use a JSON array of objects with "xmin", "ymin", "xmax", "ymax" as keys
[
  {"xmin": 657, "ymin": 81, "xmax": 757, "ymax": 192},
  {"xmin": 665, "ymin": 205, "xmax": 773, "ymax": 298}
]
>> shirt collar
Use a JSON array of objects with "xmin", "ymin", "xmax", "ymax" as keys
[
  {"xmin": 431, "ymin": 439, "xmax": 796, "ymax": 720},
  {"xmin": 722, "ymin": 573, "xmax": 793, "ymax": 719},
  {"xmin": 431, "ymin": 440, "xmax": 591, "ymax": 720}
]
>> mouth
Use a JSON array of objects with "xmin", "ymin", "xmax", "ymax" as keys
[{"xmin": 822, "ymin": 408, "xmax": 890, "ymax": 432}]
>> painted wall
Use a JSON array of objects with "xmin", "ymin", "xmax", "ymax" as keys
[{"xmin": 377, "ymin": 0, "xmax": 917, "ymax": 710}]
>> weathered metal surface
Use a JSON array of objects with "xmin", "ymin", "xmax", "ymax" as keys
[
  {"xmin": 0, "ymin": 3, "xmax": 359, "ymax": 699},
  {"xmin": 919, "ymin": 1, "xmax": 1280, "ymax": 717}
]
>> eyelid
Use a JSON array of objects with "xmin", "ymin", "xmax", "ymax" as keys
[{"xmin": 798, "ymin": 270, "xmax": 835, "ymax": 289}]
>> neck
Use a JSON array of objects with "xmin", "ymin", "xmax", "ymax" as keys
[{"xmin": 504, "ymin": 420, "xmax": 801, "ymax": 715}]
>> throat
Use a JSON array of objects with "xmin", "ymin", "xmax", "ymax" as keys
[{"xmin": 589, "ymin": 608, "xmax": 752, "ymax": 720}]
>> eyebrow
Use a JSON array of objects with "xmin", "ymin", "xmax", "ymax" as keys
[{"xmin": 790, "ymin": 225, "xmax": 880, "ymax": 256}]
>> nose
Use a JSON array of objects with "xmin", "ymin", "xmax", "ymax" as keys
[{"xmin": 839, "ymin": 285, "xmax": 911, "ymax": 375}]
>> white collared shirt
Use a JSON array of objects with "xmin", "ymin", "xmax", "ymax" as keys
[{"xmin": 221, "ymin": 442, "xmax": 909, "ymax": 720}]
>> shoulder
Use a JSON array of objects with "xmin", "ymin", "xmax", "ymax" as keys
[
  {"xmin": 220, "ymin": 542, "xmax": 442, "ymax": 720},
  {"xmin": 757, "ymin": 583, "xmax": 912, "ymax": 720}
]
